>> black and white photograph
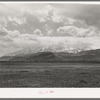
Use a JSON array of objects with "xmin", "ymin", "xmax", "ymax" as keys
[{"xmin": 0, "ymin": 2, "xmax": 100, "ymax": 87}]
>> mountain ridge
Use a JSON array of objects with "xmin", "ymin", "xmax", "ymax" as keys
[{"xmin": 0, "ymin": 49, "xmax": 100, "ymax": 62}]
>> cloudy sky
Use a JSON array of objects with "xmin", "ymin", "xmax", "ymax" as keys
[{"xmin": 0, "ymin": 2, "xmax": 100, "ymax": 56}]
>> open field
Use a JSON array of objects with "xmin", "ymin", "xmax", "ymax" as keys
[{"xmin": 0, "ymin": 62, "xmax": 100, "ymax": 87}]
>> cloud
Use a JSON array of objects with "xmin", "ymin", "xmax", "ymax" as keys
[
  {"xmin": 0, "ymin": 3, "xmax": 99, "ymax": 36},
  {"xmin": 34, "ymin": 29, "xmax": 43, "ymax": 36},
  {"xmin": 0, "ymin": 3, "xmax": 100, "ymax": 56},
  {"xmin": 57, "ymin": 25, "xmax": 97, "ymax": 37},
  {"xmin": 8, "ymin": 17, "xmax": 26, "ymax": 25},
  {"xmin": 0, "ymin": 29, "xmax": 100, "ymax": 56},
  {"xmin": 64, "ymin": 18, "xmax": 76, "ymax": 25},
  {"xmin": 1, "ymin": 28, "xmax": 40, "ymax": 49},
  {"xmin": 74, "ymin": 5, "xmax": 100, "ymax": 28},
  {"xmin": 34, "ymin": 36, "xmax": 99, "ymax": 51},
  {"xmin": 58, "ymin": 4, "xmax": 100, "ymax": 29},
  {"xmin": 1, "ymin": 3, "xmax": 100, "ymax": 28},
  {"xmin": 0, "ymin": 17, "xmax": 7, "ymax": 28},
  {"xmin": 44, "ymin": 24, "xmax": 53, "ymax": 36},
  {"xmin": 1, "ymin": 28, "xmax": 93, "ymax": 52},
  {"xmin": 3, "ymin": 28, "xmax": 20, "ymax": 38},
  {"xmin": 41, "ymin": 10, "xmax": 63, "ymax": 23}
]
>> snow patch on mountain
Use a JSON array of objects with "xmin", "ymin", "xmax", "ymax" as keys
[{"xmin": 5, "ymin": 42, "xmax": 91, "ymax": 57}]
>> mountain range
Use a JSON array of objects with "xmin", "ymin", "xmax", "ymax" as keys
[{"xmin": 0, "ymin": 47, "xmax": 100, "ymax": 63}]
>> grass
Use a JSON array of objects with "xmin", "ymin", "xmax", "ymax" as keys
[{"xmin": 0, "ymin": 62, "xmax": 100, "ymax": 87}]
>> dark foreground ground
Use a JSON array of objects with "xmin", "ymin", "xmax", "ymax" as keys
[{"xmin": 0, "ymin": 62, "xmax": 100, "ymax": 87}]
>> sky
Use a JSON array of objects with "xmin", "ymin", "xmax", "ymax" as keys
[{"xmin": 0, "ymin": 2, "xmax": 100, "ymax": 56}]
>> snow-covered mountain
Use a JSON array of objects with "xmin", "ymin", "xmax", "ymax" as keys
[
  {"xmin": 1, "ymin": 42, "xmax": 97, "ymax": 62},
  {"xmin": 4, "ymin": 45, "xmax": 85, "ymax": 57},
  {"xmin": 0, "ymin": 41, "xmax": 100, "ymax": 62},
  {"xmin": 1, "ymin": 48, "xmax": 100, "ymax": 62}
]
